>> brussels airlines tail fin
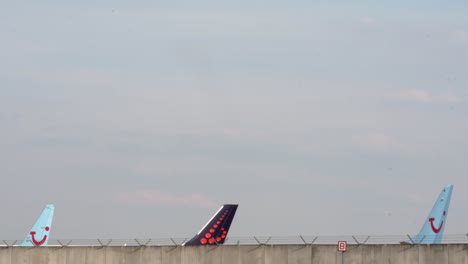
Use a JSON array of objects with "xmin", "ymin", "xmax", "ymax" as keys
[
  {"xmin": 183, "ymin": 204, "xmax": 238, "ymax": 245},
  {"xmin": 410, "ymin": 185, "xmax": 453, "ymax": 244},
  {"xmin": 20, "ymin": 204, "xmax": 55, "ymax": 247}
]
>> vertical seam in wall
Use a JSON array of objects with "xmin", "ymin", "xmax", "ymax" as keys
[
  {"xmin": 446, "ymin": 244, "xmax": 449, "ymax": 264},
  {"xmin": 417, "ymin": 245, "xmax": 420, "ymax": 264},
  {"xmin": 310, "ymin": 246, "xmax": 313, "ymax": 264},
  {"xmin": 181, "ymin": 246, "xmax": 184, "ymax": 264},
  {"xmin": 220, "ymin": 245, "xmax": 223, "ymax": 264},
  {"xmin": 237, "ymin": 244, "xmax": 240, "ymax": 264}
]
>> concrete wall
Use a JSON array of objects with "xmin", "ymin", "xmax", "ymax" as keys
[{"xmin": 1, "ymin": 244, "xmax": 468, "ymax": 264}]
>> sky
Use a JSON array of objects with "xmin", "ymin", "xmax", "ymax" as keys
[{"xmin": 1, "ymin": 0, "xmax": 468, "ymax": 240}]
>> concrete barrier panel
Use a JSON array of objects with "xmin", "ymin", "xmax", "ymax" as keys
[
  {"xmin": 87, "ymin": 247, "xmax": 108, "ymax": 264},
  {"xmin": 161, "ymin": 246, "xmax": 183, "ymax": 264},
  {"xmin": 182, "ymin": 245, "xmax": 203, "ymax": 264},
  {"xmin": 221, "ymin": 245, "xmax": 240, "ymax": 264},
  {"xmin": 265, "ymin": 245, "xmax": 288, "ymax": 264},
  {"xmin": 64, "ymin": 247, "xmax": 86, "ymax": 264},
  {"xmin": 342, "ymin": 245, "xmax": 363, "ymax": 264},
  {"xmin": 419, "ymin": 244, "xmax": 448, "ymax": 264},
  {"xmin": 239, "ymin": 245, "xmax": 264, "ymax": 264},
  {"xmin": 448, "ymin": 244, "xmax": 468, "ymax": 264},
  {"xmin": 203, "ymin": 246, "xmax": 226, "ymax": 264},
  {"xmin": 105, "ymin": 246, "xmax": 151, "ymax": 264},
  {"xmin": 10, "ymin": 248, "xmax": 32, "ymax": 264},
  {"xmin": 311, "ymin": 245, "xmax": 337, "ymax": 264},
  {"xmin": 11, "ymin": 247, "xmax": 61, "ymax": 264},
  {"xmin": 287, "ymin": 245, "xmax": 312, "ymax": 264},
  {"xmin": 0, "ymin": 247, "xmax": 11, "ymax": 264},
  {"xmin": 139, "ymin": 246, "xmax": 163, "ymax": 264},
  {"xmin": 387, "ymin": 245, "xmax": 419, "ymax": 264},
  {"xmin": 360, "ymin": 245, "xmax": 385, "ymax": 264}
]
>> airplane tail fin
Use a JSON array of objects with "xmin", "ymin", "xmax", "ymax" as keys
[
  {"xmin": 20, "ymin": 204, "xmax": 55, "ymax": 247},
  {"xmin": 411, "ymin": 185, "xmax": 453, "ymax": 244},
  {"xmin": 183, "ymin": 204, "xmax": 238, "ymax": 245}
]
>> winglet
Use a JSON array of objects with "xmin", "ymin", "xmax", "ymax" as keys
[
  {"xmin": 183, "ymin": 204, "xmax": 238, "ymax": 246},
  {"xmin": 411, "ymin": 184, "xmax": 453, "ymax": 244},
  {"xmin": 21, "ymin": 204, "xmax": 55, "ymax": 247}
]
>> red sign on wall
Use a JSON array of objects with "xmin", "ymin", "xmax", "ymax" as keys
[{"xmin": 337, "ymin": 241, "xmax": 347, "ymax": 252}]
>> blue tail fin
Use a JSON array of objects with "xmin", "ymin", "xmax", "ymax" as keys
[
  {"xmin": 20, "ymin": 204, "xmax": 55, "ymax": 247},
  {"xmin": 411, "ymin": 185, "xmax": 453, "ymax": 244},
  {"xmin": 183, "ymin": 204, "xmax": 238, "ymax": 245}
]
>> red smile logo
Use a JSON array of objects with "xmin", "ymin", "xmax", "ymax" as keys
[
  {"xmin": 429, "ymin": 211, "xmax": 446, "ymax": 234},
  {"xmin": 30, "ymin": 226, "xmax": 50, "ymax": 246}
]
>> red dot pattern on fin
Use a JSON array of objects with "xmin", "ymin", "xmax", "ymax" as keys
[{"xmin": 199, "ymin": 209, "xmax": 231, "ymax": 245}]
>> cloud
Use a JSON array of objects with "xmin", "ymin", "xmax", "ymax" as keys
[
  {"xmin": 454, "ymin": 30, "xmax": 468, "ymax": 44},
  {"xmin": 366, "ymin": 133, "xmax": 395, "ymax": 147},
  {"xmin": 115, "ymin": 190, "xmax": 217, "ymax": 208},
  {"xmin": 222, "ymin": 128, "xmax": 243, "ymax": 138},
  {"xmin": 354, "ymin": 132, "xmax": 405, "ymax": 153},
  {"xmin": 361, "ymin": 133, "xmax": 400, "ymax": 152},
  {"xmin": 392, "ymin": 89, "xmax": 433, "ymax": 103},
  {"xmin": 386, "ymin": 89, "xmax": 462, "ymax": 104},
  {"xmin": 442, "ymin": 95, "xmax": 463, "ymax": 103},
  {"xmin": 360, "ymin": 17, "xmax": 375, "ymax": 26}
]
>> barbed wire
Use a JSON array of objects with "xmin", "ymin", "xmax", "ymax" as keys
[{"xmin": 2, "ymin": 234, "xmax": 468, "ymax": 247}]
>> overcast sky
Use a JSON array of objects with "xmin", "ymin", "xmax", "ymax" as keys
[{"xmin": 1, "ymin": 0, "xmax": 468, "ymax": 240}]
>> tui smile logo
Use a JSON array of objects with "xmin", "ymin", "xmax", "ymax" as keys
[
  {"xmin": 30, "ymin": 226, "xmax": 50, "ymax": 246},
  {"xmin": 429, "ymin": 211, "xmax": 446, "ymax": 234}
]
